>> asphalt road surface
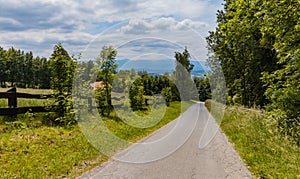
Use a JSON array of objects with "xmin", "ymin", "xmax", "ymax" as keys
[{"xmin": 80, "ymin": 102, "xmax": 252, "ymax": 179}]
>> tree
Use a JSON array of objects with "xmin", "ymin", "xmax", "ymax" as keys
[
  {"xmin": 6, "ymin": 47, "xmax": 19, "ymax": 86},
  {"xmin": 194, "ymin": 77, "xmax": 211, "ymax": 101},
  {"xmin": 0, "ymin": 47, "xmax": 7, "ymax": 87},
  {"xmin": 49, "ymin": 43, "xmax": 77, "ymax": 124},
  {"xmin": 206, "ymin": 0, "xmax": 278, "ymax": 107},
  {"xmin": 23, "ymin": 51, "xmax": 34, "ymax": 88},
  {"xmin": 259, "ymin": 0, "xmax": 300, "ymax": 143},
  {"xmin": 207, "ymin": 0, "xmax": 299, "ymax": 143},
  {"xmin": 161, "ymin": 87, "xmax": 172, "ymax": 106},
  {"xmin": 36, "ymin": 57, "xmax": 51, "ymax": 89},
  {"xmin": 95, "ymin": 46, "xmax": 118, "ymax": 116},
  {"xmin": 0, "ymin": 46, "xmax": 52, "ymax": 89},
  {"xmin": 173, "ymin": 48, "xmax": 196, "ymax": 101},
  {"xmin": 175, "ymin": 48, "xmax": 194, "ymax": 73},
  {"xmin": 129, "ymin": 78, "xmax": 145, "ymax": 110}
]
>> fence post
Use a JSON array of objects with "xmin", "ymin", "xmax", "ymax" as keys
[
  {"xmin": 88, "ymin": 97, "xmax": 92, "ymax": 112},
  {"xmin": 7, "ymin": 87, "xmax": 17, "ymax": 108}
]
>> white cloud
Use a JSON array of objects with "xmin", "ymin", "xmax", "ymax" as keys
[
  {"xmin": 0, "ymin": 17, "xmax": 22, "ymax": 26},
  {"xmin": 0, "ymin": 0, "xmax": 223, "ymax": 57},
  {"xmin": 120, "ymin": 19, "xmax": 152, "ymax": 34},
  {"xmin": 176, "ymin": 19, "xmax": 207, "ymax": 30},
  {"xmin": 120, "ymin": 17, "xmax": 208, "ymax": 35},
  {"xmin": 138, "ymin": 0, "xmax": 214, "ymax": 19},
  {"xmin": 1, "ymin": 29, "xmax": 93, "ymax": 45},
  {"xmin": 0, "ymin": 29, "xmax": 94, "ymax": 57},
  {"xmin": 80, "ymin": 17, "xmax": 209, "ymax": 63}
]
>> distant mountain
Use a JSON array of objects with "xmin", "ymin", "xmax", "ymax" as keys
[
  {"xmin": 116, "ymin": 59, "xmax": 209, "ymax": 77},
  {"xmin": 191, "ymin": 60, "xmax": 210, "ymax": 77}
]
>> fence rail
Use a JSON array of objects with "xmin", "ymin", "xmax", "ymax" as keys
[
  {"xmin": 0, "ymin": 92, "xmax": 52, "ymax": 99},
  {"xmin": 0, "ymin": 87, "xmax": 147, "ymax": 116},
  {"xmin": 0, "ymin": 106, "xmax": 49, "ymax": 116},
  {"xmin": 0, "ymin": 87, "xmax": 53, "ymax": 116}
]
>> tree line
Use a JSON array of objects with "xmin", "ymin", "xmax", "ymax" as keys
[
  {"xmin": 88, "ymin": 46, "xmax": 209, "ymax": 116},
  {"xmin": 0, "ymin": 44, "xmax": 211, "ymax": 125},
  {"xmin": 207, "ymin": 0, "xmax": 299, "ymax": 143},
  {"xmin": 0, "ymin": 46, "xmax": 51, "ymax": 88}
]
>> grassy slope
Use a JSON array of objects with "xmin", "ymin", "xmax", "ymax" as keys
[
  {"xmin": 205, "ymin": 100, "xmax": 300, "ymax": 179},
  {"xmin": 0, "ymin": 127, "xmax": 107, "ymax": 178},
  {"xmin": 0, "ymin": 101, "xmax": 192, "ymax": 178}
]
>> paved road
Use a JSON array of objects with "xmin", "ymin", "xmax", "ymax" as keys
[{"xmin": 80, "ymin": 103, "xmax": 252, "ymax": 179}]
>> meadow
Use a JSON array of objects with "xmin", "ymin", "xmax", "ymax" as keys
[
  {"xmin": 0, "ymin": 88, "xmax": 53, "ymax": 108},
  {"xmin": 205, "ymin": 100, "xmax": 300, "ymax": 178},
  {"xmin": 0, "ymin": 88, "xmax": 192, "ymax": 178}
]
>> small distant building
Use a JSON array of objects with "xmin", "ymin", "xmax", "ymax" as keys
[{"xmin": 90, "ymin": 81, "xmax": 105, "ymax": 90}]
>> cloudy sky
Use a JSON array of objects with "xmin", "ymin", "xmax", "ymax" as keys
[{"xmin": 0, "ymin": 0, "xmax": 223, "ymax": 61}]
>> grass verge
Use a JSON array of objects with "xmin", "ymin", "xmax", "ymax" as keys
[
  {"xmin": 205, "ymin": 100, "xmax": 300, "ymax": 178},
  {"xmin": 0, "ymin": 101, "xmax": 193, "ymax": 178}
]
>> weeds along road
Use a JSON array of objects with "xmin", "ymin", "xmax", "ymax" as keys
[{"xmin": 80, "ymin": 103, "xmax": 252, "ymax": 179}]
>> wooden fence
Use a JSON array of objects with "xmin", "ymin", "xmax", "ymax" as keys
[
  {"xmin": 0, "ymin": 87, "xmax": 53, "ymax": 116},
  {"xmin": 0, "ymin": 88, "xmax": 153, "ymax": 116}
]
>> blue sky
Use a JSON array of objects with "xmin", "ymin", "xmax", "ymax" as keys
[{"xmin": 0, "ymin": 0, "xmax": 223, "ymax": 61}]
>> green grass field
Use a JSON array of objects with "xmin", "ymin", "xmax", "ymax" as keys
[
  {"xmin": 0, "ymin": 88, "xmax": 53, "ymax": 108},
  {"xmin": 0, "ymin": 88, "xmax": 53, "ymax": 94},
  {"xmin": 0, "ymin": 127, "xmax": 107, "ymax": 178},
  {"xmin": 0, "ymin": 98, "xmax": 52, "ymax": 108},
  {"xmin": 205, "ymin": 100, "xmax": 300, "ymax": 178},
  {"xmin": 0, "ymin": 87, "xmax": 193, "ymax": 178}
]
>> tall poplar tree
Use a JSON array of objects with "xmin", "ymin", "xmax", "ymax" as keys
[
  {"xmin": 96, "ymin": 45, "xmax": 118, "ymax": 116},
  {"xmin": 49, "ymin": 43, "xmax": 77, "ymax": 124}
]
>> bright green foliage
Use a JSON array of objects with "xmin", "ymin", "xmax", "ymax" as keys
[
  {"xmin": 207, "ymin": 0, "xmax": 299, "ymax": 143},
  {"xmin": 95, "ymin": 87, "xmax": 110, "ymax": 116},
  {"xmin": 112, "ymin": 69, "xmax": 178, "ymax": 110},
  {"xmin": 96, "ymin": 46, "xmax": 118, "ymax": 75},
  {"xmin": 0, "ymin": 127, "xmax": 107, "ymax": 178},
  {"xmin": 206, "ymin": 0, "xmax": 278, "ymax": 107},
  {"xmin": 161, "ymin": 87, "xmax": 172, "ymax": 106},
  {"xmin": 258, "ymin": 0, "xmax": 300, "ymax": 143},
  {"xmin": 49, "ymin": 43, "xmax": 77, "ymax": 125},
  {"xmin": 129, "ymin": 78, "xmax": 145, "ymax": 110},
  {"xmin": 112, "ymin": 69, "xmax": 137, "ymax": 94},
  {"xmin": 95, "ymin": 46, "xmax": 118, "ymax": 116}
]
